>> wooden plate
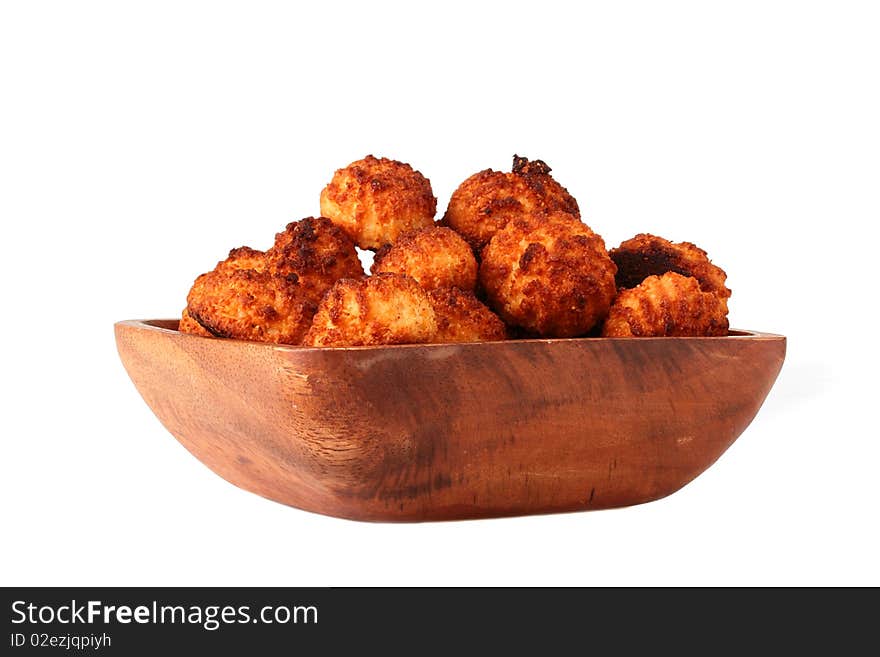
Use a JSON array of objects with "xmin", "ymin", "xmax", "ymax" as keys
[{"xmin": 115, "ymin": 320, "xmax": 785, "ymax": 522}]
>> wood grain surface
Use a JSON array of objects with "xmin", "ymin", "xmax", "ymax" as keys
[{"xmin": 115, "ymin": 320, "xmax": 785, "ymax": 522}]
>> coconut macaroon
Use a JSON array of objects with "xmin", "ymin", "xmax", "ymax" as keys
[
  {"xmin": 180, "ymin": 217, "xmax": 362, "ymax": 342},
  {"xmin": 441, "ymin": 155, "xmax": 580, "ymax": 253},
  {"xmin": 179, "ymin": 307, "xmax": 212, "ymax": 337},
  {"xmin": 479, "ymin": 211, "xmax": 617, "ymax": 338},
  {"xmin": 609, "ymin": 233, "xmax": 731, "ymax": 309},
  {"xmin": 427, "ymin": 287, "xmax": 507, "ymax": 343},
  {"xmin": 319, "ymin": 155, "xmax": 437, "ymax": 250},
  {"xmin": 185, "ymin": 267, "xmax": 316, "ymax": 344},
  {"xmin": 602, "ymin": 272, "xmax": 729, "ymax": 337},
  {"xmin": 180, "ymin": 246, "xmax": 270, "ymax": 338},
  {"xmin": 303, "ymin": 273, "xmax": 437, "ymax": 347},
  {"xmin": 371, "ymin": 226, "xmax": 477, "ymax": 291},
  {"xmin": 266, "ymin": 216, "xmax": 363, "ymax": 305}
]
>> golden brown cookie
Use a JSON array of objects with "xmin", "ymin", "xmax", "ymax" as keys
[
  {"xmin": 601, "ymin": 272, "xmax": 729, "ymax": 337},
  {"xmin": 303, "ymin": 273, "xmax": 437, "ymax": 347},
  {"xmin": 479, "ymin": 211, "xmax": 616, "ymax": 337},
  {"xmin": 320, "ymin": 155, "xmax": 436, "ymax": 249},
  {"xmin": 609, "ymin": 233, "xmax": 731, "ymax": 308},
  {"xmin": 427, "ymin": 287, "xmax": 507, "ymax": 343},
  {"xmin": 371, "ymin": 226, "xmax": 477, "ymax": 291},
  {"xmin": 441, "ymin": 155, "xmax": 579, "ymax": 252},
  {"xmin": 267, "ymin": 216, "xmax": 363, "ymax": 304}
]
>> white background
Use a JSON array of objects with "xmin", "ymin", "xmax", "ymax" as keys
[{"xmin": 1, "ymin": 1, "xmax": 877, "ymax": 586}]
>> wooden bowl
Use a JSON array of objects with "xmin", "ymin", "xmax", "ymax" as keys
[{"xmin": 115, "ymin": 320, "xmax": 785, "ymax": 522}]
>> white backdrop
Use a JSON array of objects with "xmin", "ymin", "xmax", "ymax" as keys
[{"xmin": 1, "ymin": 1, "xmax": 877, "ymax": 586}]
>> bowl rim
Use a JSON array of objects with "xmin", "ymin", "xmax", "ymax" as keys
[{"xmin": 115, "ymin": 319, "xmax": 786, "ymax": 353}]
